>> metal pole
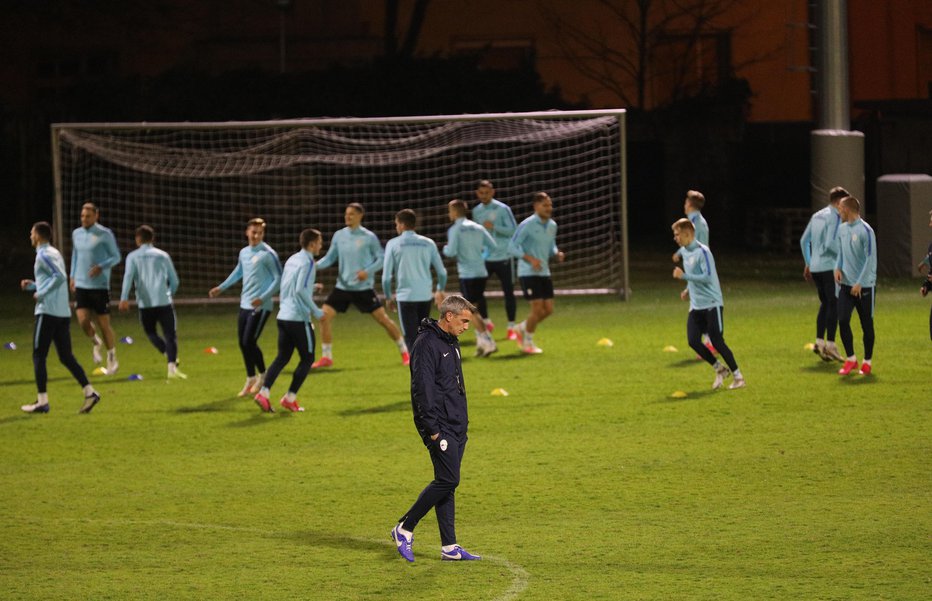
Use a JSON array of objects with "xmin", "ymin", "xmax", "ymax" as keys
[
  {"xmin": 50, "ymin": 126, "xmax": 64, "ymax": 250},
  {"xmin": 618, "ymin": 112, "xmax": 630, "ymax": 300},
  {"xmin": 818, "ymin": 0, "xmax": 850, "ymax": 129}
]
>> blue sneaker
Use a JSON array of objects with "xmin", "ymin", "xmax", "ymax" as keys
[
  {"xmin": 391, "ymin": 524, "xmax": 414, "ymax": 562},
  {"xmin": 441, "ymin": 545, "xmax": 481, "ymax": 561}
]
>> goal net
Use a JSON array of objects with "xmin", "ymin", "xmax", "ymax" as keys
[{"xmin": 52, "ymin": 110, "xmax": 628, "ymax": 302}]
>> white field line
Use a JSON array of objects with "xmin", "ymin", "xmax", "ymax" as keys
[{"xmin": 30, "ymin": 516, "xmax": 529, "ymax": 601}]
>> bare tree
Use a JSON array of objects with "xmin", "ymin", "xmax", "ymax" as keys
[
  {"xmin": 384, "ymin": 0, "xmax": 431, "ymax": 60},
  {"xmin": 539, "ymin": 0, "xmax": 768, "ymax": 109}
]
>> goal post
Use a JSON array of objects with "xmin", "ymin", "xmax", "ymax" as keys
[{"xmin": 51, "ymin": 109, "xmax": 629, "ymax": 302}]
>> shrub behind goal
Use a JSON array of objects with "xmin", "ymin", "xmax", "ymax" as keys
[{"xmin": 52, "ymin": 110, "xmax": 628, "ymax": 300}]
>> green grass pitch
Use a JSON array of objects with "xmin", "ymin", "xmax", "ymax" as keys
[{"xmin": 0, "ymin": 257, "xmax": 929, "ymax": 600}]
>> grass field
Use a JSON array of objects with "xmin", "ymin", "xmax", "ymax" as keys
[{"xmin": 0, "ymin": 255, "xmax": 929, "ymax": 600}]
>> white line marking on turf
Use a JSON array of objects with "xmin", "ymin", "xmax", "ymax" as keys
[{"xmin": 40, "ymin": 517, "xmax": 530, "ymax": 601}]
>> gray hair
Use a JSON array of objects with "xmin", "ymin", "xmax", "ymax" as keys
[{"xmin": 439, "ymin": 294, "xmax": 477, "ymax": 317}]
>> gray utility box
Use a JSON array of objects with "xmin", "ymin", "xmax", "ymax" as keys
[{"xmin": 876, "ymin": 174, "xmax": 932, "ymax": 277}]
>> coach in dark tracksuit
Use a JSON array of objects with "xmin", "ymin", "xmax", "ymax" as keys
[{"xmin": 390, "ymin": 295, "xmax": 481, "ymax": 563}]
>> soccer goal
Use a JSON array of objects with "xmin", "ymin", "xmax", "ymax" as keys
[{"xmin": 51, "ymin": 109, "xmax": 628, "ymax": 301}]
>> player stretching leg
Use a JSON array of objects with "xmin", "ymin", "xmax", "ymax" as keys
[
  {"xmin": 209, "ymin": 218, "xmax": 282, "ymax": 396},
  {"xmin": 21, "ymin": 222, "xmax": 101, "ymax": 414},
  {"xmin": 671, "ymin": 218, "xmax": 746, "ymax": 390},
  {"xmin": 70, "ymin": 202, "xmax": 121, "ymax": 374},
  {"xmin": 508, "ymin": 192, "xmax": 565, "ymax": 354},
  {"xmin": 471, "ymin": 180, "xmax": 519, "ymax": 340},
  {"xmin": 254, "ymin": 229, "xmax": 326, "ymax": 413},
  {"xmin": 313, "ymin": 203, "xmax": 408, "ymax": 367},
  {"xmin": 118, "ymin": 225, "xmax": 186, "ymax": 380},
  {"xmin": 672, "ymin": 190, "xmax": 717, "ymax": 357},
  {"xmin": 443, "ymin": 199, "xmax": 497, "ymax": 357}
]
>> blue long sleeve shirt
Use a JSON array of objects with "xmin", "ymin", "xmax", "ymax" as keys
[
  {"xmin": 688, "ymin": 210, "xmax": 709, "ymax": 246},
  {"xmin": 316, "ymin": 226, "xmax": 384, "ymax": 291},
  {"xmin": 471, "ymin": 198, "xmax": 518, "ymax": 262},
  {"xmin": 120, "ymin": 244, "xmax": 179, "ymax": 309},
  {"xmin": 509, "ymin": 215, "xmax": 559, "ymax": 278},
  {"xmin": 383, "ymin": 230, "xmax": 447, "ymax": 302},
  {"xmin": 800, "ymin": 205, "xmax": 842, "ymax": 272},
  {"xmin": 277, "ymin": 249, "xmax": 324, "ymax": 322},
  {"xmin": 835, "ymin": 218, "xmax": 877, "ymax": 288},
  {"xmin": 28, "ymin": 243, "xmax": 71, "ymax": 317},
  {"xmin": 678, "ymin": 240, "xmax": 724, "ymax": 310},
  {"xmin": 443, "ymin": 217, "xmax": 496, "ymax": 279},
  {"xmin": 70, "ymin": 223, "xmax": 121, "ymax": 290},
  {"xmin": 218, "ymin": 242, "xmax": 282, "ymax": 311}
]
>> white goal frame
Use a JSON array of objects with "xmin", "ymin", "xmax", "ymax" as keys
[{"xmin": 51, "ymin": 109, "xmax": 629, "ymax": 301}]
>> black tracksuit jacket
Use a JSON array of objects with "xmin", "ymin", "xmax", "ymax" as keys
[{"xmin": 409, "ymin": 318, "xmax": 468, "ymax": 444}]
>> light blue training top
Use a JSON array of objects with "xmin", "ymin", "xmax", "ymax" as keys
[
  {"xmin": 835, "ymin": 218, "xmax": 877, "ymax": 288},
  {"xmin": 471, "ymin": 198, "xmax": 518, "ymax": 262},
  {"xmin": 277, "ymin": 249, "xmax": 324, "ymax": 322},
  {"xmin": 383, "ymin": 230, "xmax": 447, "ymax": 302},
  {"xmin": 27, "ymin": 243, "xmax": 71, "ymax": 318},
  {"xmin": 678, "ymin": 240, "xmax": 724, "ymax": 311},
  {"xmin": 688, "ymin": 210, "xmax": 709, "ymax": 246},
  {"xmin": 316, "ymin": 226, "xmax": 384, "ymax": 291},
  {"xmin": 217, "ymin": 242, "xmax": 282, "ymax": 311},
  {"xmin": 70, "ymin": 223, "xmax": 121, "ymax": 290},
  {"xmin": 120, "ymin": 244, "xmax": 179, "ymax": 309},
  {"xmin": 443, "ymin": 217, "xmax": 496, "ymax": 279},
  {"xmin": 800, "ymin": 205, "xmax": 842, "ymax": 273},
  {"xmin": 509, "ymin": 214, "xmax": 559, "ymax": 278}
]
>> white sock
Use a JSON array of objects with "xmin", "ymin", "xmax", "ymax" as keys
[
  {"xmin": 322, "ymin": 343, "xmax": 332, "ymax": 358},
  {"xmin": 168, "ymin": 362, "xmax": 177, "ymax": 373},
  {"xmin": 83, "ymin": 385, "xmax": 95, "ymax": 397},
  {"xmin": 107, "ymin": 348, "xmax": 116, "ymax": 361},
  {"xmin": 826, "ymin": 340, "xmax": 837, "ymax": 348},
  {"xmin": 508, "ymin": 321, "xmax": 515, "ymax": 329},
  {"xmin": 847, "ymin": 355, "xmax": 856, "ymax": 362},
  {"xmin": 93, "ymin": 335, "xmax": 102, "ymax": 346},
  {"xmin": 525, "ymin": 331, "xmax": 534, "ymax": 345},
  {"xmin": 285, "ymin": 391, "xmax": 297, "ymax": 401},
  {"xmin": 815, "ymin": 337, "xmax": 825, "ymax": 347},
  {"xmin": 713, "ymin": 361, "xmax": 725, "ymax": 371},
  {"xmin": 37, "ymin": 392, "xmax": 49, "ymax": 405},
  {"xmin": 395, "ymin": 338, "xmax": 408, "ymax": 353},
  {"xmin": 256, "ymin": 372, "xmax": 265, "ymax": 383},
  {"xmin": 258, "ymin": 386, "xmax": 270, "ymax": 397},
  {"xmin": 733, "ymin": 369, "xmax": 743, "ymax": 379},
  {"xmin": 442, "ymin": 544, "xmax": 458, "ymax": 552},
  {"xmin": 862, "ymin": 359, "xmax": 871, "ymax": 365},
  {"xmin": 397, "ymin": 524, "xmax": 413, "ymax": 540}
]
